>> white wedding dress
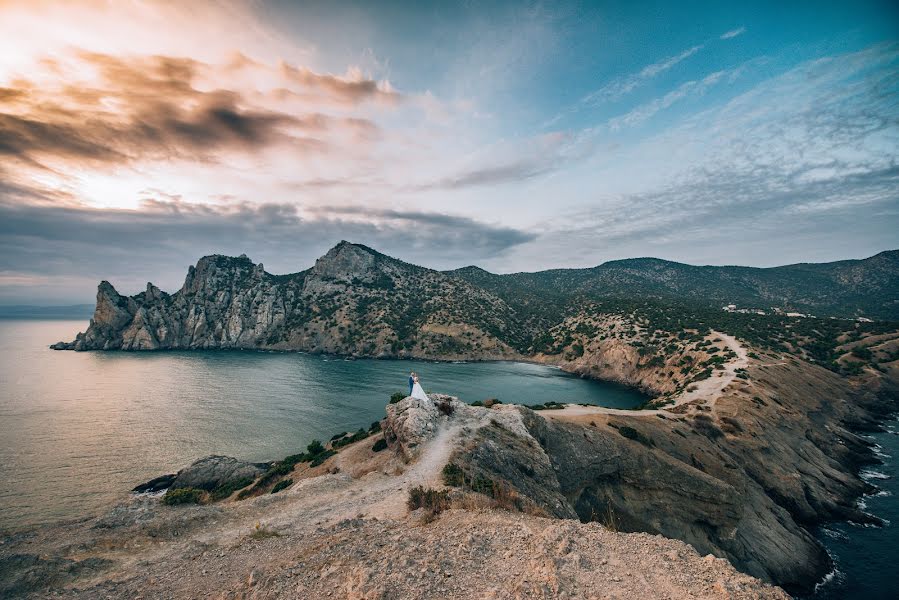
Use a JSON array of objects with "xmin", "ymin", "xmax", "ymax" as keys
[{"xmin": 410, "ymin": 381, "xmax": 430, "ymax": 402}]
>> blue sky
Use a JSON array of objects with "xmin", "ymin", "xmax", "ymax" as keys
[{"xmin": 0, "ymin": 0, "xmax": 897, "ymax": 302}]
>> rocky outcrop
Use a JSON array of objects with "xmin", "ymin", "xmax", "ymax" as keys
[
  {"xmin": 132, "ymin": 455, "xmax": 266, "ymax": 493},
  {"xmin": 383, "ymin": 395, "xmax": 444, "ymax": 461},
  {"xmin": 429, "ymin": 356, "xmax": 897, "ymax": 595}
]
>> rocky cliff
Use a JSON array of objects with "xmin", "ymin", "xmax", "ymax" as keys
[
  {"xmin": 387, "ymin": 360, "xmax": 897, "ymax": 595},
  {"xmin": 1, "ymin": 394, "xmax": 791, "ymax": 600},
  {"xmin": 52, "ymin": 242, "xmax": 522, "ymax": 358}
]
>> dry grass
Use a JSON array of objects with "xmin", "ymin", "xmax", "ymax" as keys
[{"xmin": 248, "ymin": 522, "xmax": 282, "ymax": 540}]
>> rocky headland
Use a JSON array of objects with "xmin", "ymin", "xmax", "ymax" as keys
[
  {"xmin": 3, "ymin": 393, "xmax": 795, "ymax": 599},
  {"xmin": 22, "ymin": 242, "xmax": 899, "ymax": 597}
]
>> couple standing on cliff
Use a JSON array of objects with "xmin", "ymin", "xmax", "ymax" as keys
[{"xmin": 408, "ymin": 371, "xmax": 431, "ymax": 402}]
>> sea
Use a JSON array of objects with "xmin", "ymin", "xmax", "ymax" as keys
[{"xmin": 0, "ymin": 319, "xmax": 643, "ymax": 531}]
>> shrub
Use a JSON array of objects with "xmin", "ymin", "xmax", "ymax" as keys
[
  {"xmin": 390, "ymin": 392, "xmax": 406, "ymax": 404},
  {"xmin": 249, "ymin": 522, "xmax": 281, "ymax": 540},
  {"xmin": 692, "ymin": 414, "xmax": 724, "ymax": 440},
  {"xmin": 270, "ymin": 479, "xmax": 292, "ymax": 494},
  {"xmin": 407, "ymin": 486, "xmax": 451, "ymax": 514},
  {"xmin": 529, "ymin": 401, "xmax": 566, "ymax": 411},
  {"xmin": 162, "ymin": 487, "xmax": 204, "ymax": 506},
  {"xmin": 442, "ymin": 463, "xmax": 465, "ymax": 487},
  {"xmin": 720, "ymin": 416, "xmax": 744, "ymax": 434},
  {"xmin": 470, "ymin": 400, "xmax": 484, "ymax": 407},
  {"xmin": 851, "ymin": 346, "xmax": 873, "ymax": 361},
  {"xmin": 309, "ymin": 449, "xmax": 337, "ymax": 467},
  {"xmin": 332, "ymin": 428, "xmax": 369, "ymax": 449},
  {"xmin": 306, "ymin": 439, "xmax": 325, "ymax": 455},
  {"xmin": 469, "ymin": 474, "xmax": 496, "ymax": 496},
  {"xmin": 491, "ymin": 481, "xmax": 524, "ymax": 511},
  {"xmin": 372, "ymin": 438, "xmax": 388, "ymax": 452},
  {"xmin": 369, "ymin": 420, "xmax": 382, "ymax": 433},
  {"xmin": 209, "ymin": 476, "xmax": 254, "ymax": 501},
  {"xmin": 483, "ymin": 398, "xmax": 502, "ymax": 408},
  {"xmin": 330, "ymin": 431, "xmax": 348, "ymax": 441}
]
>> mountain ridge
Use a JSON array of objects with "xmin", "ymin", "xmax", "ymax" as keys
[{"xmin": 52, "ymin": 242, "xmax": 899, "ymax": 361}]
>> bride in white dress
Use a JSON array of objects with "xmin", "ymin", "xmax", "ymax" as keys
[{"xmin": 410, "ymin": 375, "xmax": 430, "ymax": 402}]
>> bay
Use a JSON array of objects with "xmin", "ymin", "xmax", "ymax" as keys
[{"xmin": 0, "ymin": 319, "xmax": 644, "ymax": 531}]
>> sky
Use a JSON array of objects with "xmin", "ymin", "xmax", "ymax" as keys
[{"xmin": 0, "ymin": 0, "xmax": 897, "ymax": 303}]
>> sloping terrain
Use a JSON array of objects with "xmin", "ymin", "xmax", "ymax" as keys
[{"xmin": 0, "ymin": 395, "xmax": 789, "ymax": 600}]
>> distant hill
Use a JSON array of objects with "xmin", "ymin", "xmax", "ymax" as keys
[
  {"xmin": 447, "ymin": 250, "xmax": 899, "ymax": 320},
  {"xmin": 0, "ymin": 304, "xmax": 94, "ymax": 319}
]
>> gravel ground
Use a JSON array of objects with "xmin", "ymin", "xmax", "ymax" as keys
[{"xmin": 35, "ymin": 510, "xmax": 788, "ymax": 599}]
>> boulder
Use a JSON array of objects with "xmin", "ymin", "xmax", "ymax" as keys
[
  {"xmin": 384, "ymin": 395, "xmax": 458, "ymax": 460},
  {"xmin": 168, "ymin": 456, "xmax": 266, "ymax": 491}
]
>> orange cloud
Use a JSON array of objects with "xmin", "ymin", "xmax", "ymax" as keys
[{"xmin": 0, "ymin": 51, "xmax": 392, "ymax": 173}]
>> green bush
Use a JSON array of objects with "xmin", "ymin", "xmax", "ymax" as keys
[
  {"xmin": 332, "ymin": 429, "xmax": 369, "ymax": 449},
  {"xmin": 306, "ymin": 439, "xmax": 325, "ymax": 455},
  {"xmin": 162, "ymin": 487, "xmax": 204, "ymax": 506},
  {"xmin": 369, "ymin": 420, "xmax": 382, "ymax": 433},
  {"xmin": 271, "ymin": 479, "xmax": 293, "ymax": 494},
  {"xmin": 851, "ymin": 346, "xmax": 873, "ymax": 361},
  {"xmin": 529, "ymin": 401, "xmax": 566, "ymax": 411},
  {"xmin": 469, "ymin": 474, "xmax": 496, "ymax": 496},
  {"xmin": 309, "ymin": 449, "xmax": 336, "ymax": 467},
  {"xmin": 208, "ymin": 476, "xmax": 254, "ymax": 501},
  {"xmin": 442, "ymin": 463, "xmax": 465, "ymax": 487},
  {"xmin": 390, "ymin": 392, "xmax": 406, "ymax": 404},
  {"xmin": 372, "ymin": 438, "xmax": 388, "ymax": 452}
]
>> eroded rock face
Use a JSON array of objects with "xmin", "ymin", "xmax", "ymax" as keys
[
  {"xmin": 384, "ymin": 395, "xmax": 452, "ymax": 461},
  {"xmin": 435, "ymin": 357, "xmax": 897, "ymax": 595},
  {"xmin": 167, "ymin": 456, "xmax": 266, "ymax": 492},
  {"xmin": 51, "ymin": 243, "xmax": 520, "ymax": 359}
]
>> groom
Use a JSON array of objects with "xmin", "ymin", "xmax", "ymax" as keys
[{"xmin": 408, "ymin": 371, "xmax": 415, "ymax": 396}]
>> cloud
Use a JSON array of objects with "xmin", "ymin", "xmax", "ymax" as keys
[
  {"xmin": 420, "ymin": 160, "xmax": 556, "ymax": 190},
  {"xmin": 0, "ymin": 51, "xmax": 396, "ymax": 172},
  {"xmin": 407, "ymin": 131, "xmax": 583, "ymax": 191},
  {"xmin": 516, "ymin": 43, "xmax": 899, "ymax": 269},
  {"xmin": 720, "ymin": 27, "xmax": 746, "ymax": 40},
  {"xmin": 583, "ymin": 45, "xmax": 703, "ymax": 105},
  {"xmin": 278, "ymin": 62, "xmax": 401, "ymax": 106},
  {"xmin": 0, "ymin": 198, "xmax": 536, "ymax": 302},
  {"xmin": 607, "ymin": 69, "xmax": 729, "ymax": 129}
]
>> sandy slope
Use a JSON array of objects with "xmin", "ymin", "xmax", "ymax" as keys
[{"xmin": 543, "ymin": 330, "xmax": 748, "ymax": 420}]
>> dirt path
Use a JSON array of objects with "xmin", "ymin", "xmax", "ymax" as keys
[{"xmin": 543, "ymin": 330, "xmax": 748, "ymax": 421}]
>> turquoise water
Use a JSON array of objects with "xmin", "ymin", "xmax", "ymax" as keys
[{"xmin": 0, "ymin": 319, "xmax": 645, "ymax": 531}]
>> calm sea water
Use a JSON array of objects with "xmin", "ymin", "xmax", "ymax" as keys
[
  {"xmin": 811, "ymin": 420, "xmax": 899, "ymax": 600},
  {"xmin": 0, "ymin": 319, "xmax": 644, "ymax": 531}
]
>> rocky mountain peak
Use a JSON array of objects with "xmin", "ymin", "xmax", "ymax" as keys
[
  {"xmin": 311, "ymin": 241, "xmax": 379, "ymax": 281},
  {"xmin": 181, "ymin": 254, "xmax": 259, "ymax": 295},
  {"xmin": 144, "ymin": 282, "xmax": 164, "ymax": 302},
  {"xmin": 93, "ymin": 280, "xmax": 133, "ymax": 330}
]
